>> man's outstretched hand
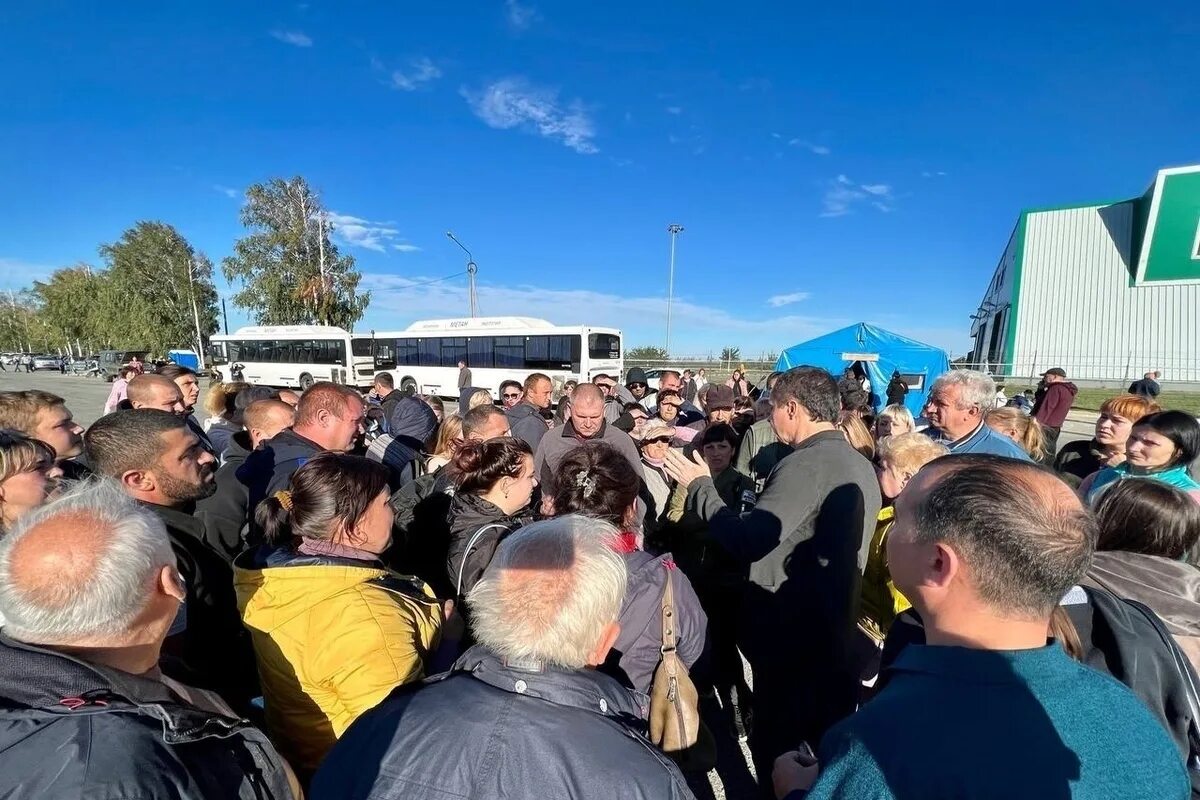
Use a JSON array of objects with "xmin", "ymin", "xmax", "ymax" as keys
[{"xmin": 664, "ymin": 448, "xmax": 711, "ymax": 489}]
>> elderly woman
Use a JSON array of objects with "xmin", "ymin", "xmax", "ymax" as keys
[
  {"xmin": 631, "ymin": 419, "xmax": 676, "ymax": 530},
  {"xmin": 653, "ymin": 389, "xmax": 698, "ymax": 445}
]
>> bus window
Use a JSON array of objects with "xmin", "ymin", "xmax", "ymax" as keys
[
  {"xmin": 440, "ymin": 337, "xmax": 467, "ymax": 367},
  {"xmin": 588, "ymin": 333, "xmax": 620, "ymax": 360},
  {"xmin": 467, "ymin": 336, "xmax": 494, "ymax": 368},
  {"xmin": 494, "ymin": 336, "xmax": 524, "ymax": 367},
  {"xmin": 351, "ymin": 338, "xmax": 374, "ymax": 358},
  {"xmin": 375, "ymin": 341, "xmax": 397, "ymax": 369}
]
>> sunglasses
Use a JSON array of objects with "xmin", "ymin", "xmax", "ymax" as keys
[
  {"xmin": 629, "ymin": 383, "xmax": 646, "ymax": 389},
  {"xmin": 503, "ymin": 393, "xmax": 521, "ymax": 399},
  {"xmin": 645, "ymin": 436, "xmax": 672, "ymax": 444}
]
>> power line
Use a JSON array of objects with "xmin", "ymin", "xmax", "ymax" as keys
[{"xmin": 399, "ymin": 271, "xmax": 467, "ymax": 289}]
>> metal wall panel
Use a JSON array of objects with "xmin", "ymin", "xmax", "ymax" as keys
[{"xmin": 1013, "ymin": 205, "xmax": 1200, "ymax": 382}]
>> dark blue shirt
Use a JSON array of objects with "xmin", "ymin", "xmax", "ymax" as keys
[{"xmin": 806, "ymin": 644, "xmax": 1188, "ymax": 799}]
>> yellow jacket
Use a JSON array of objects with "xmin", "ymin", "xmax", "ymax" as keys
[
  {"xmin": 234, "ymin": 553, "xmax": 442, "ymax": 774},
  {"xmin": 858, "ymin": 506, "xmax": 912, "ymax": 643}
]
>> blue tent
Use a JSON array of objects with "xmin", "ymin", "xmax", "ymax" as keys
[
  {"xmin": 775, "ymin": 323, "xmax": 950, "ymax": 416},
  {"xmin": 168, "ymin": 349, "xmax": 201, "ymax": 371}
]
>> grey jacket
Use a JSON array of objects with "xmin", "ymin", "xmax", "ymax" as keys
[
  {"xmin": 734, "ymin": 418, "xmax": 793, "ymax": 489},
  {"xmin": 507, "ymin": 401, "xmax": 549, "ymax": 452},
  {"xmin": 687, "ymin": 429, "xmax": 880, "ymax": 633},
  {"xmin": 534, "ymin": 419, "xmax": 645, "ymax": 488}
]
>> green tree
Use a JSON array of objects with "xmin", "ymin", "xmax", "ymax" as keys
[
  {"xmin": 720, "ymin": 346, "xmax": 741, "ymax": 361},
  {"xmin": 33, "ymin": 265, "xmax": 109, "ymax": 354},
  {"xmin": 99, "ymin": 222, "xmax": 220, "ymax": 357},
  {"xmin": 0, "ymin": 290, "xmax": 43, "ymax": 352},
  {"xmin": 627, "ymin": 345, "xmax": 669, "ymax": 360},
  {"xmin": 222, "ymin": 177, "xmax": 369, "ymax": 328}
]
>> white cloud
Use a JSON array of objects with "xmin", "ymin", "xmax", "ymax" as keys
[
  {"xmin": 665, "ymin": 106, "xmax": 683, "ymax": 115},
  {"xmin": 787, "ymin": 138, "xmax": 831, "ymax": 156},
  {"xmin": 820, "ymin": 174, "xmax": 895, "ymax": 218},
  {"xmin": 270, "ymin": 30, "xmax": 312, "ymax": 47},
  {"xmin": 505, "ymin": 0, "xmax": 538, "ymax": 30},
  {"xmin": 389, "ymin": 57, "xmax": 442, "ymax": 91},
  {"xmin": 392, "ymin": 243, "xmax": 422, "ymax": 253},
  {"xmin": 213, "ymin": 184, "xmax": 239, "ymax": 199},
  {"xmin": 462, "ymin": 77, "xmax": 598, "ymax": 154},
  {"xmin": 766, "ymin": 291, "xmax": 811, "ymax": 307},
  {"xmin": 360, "ymin": 273, "xmax": 845, "ymax": 353},
  {"xmin": 326, "ymin": 211, "xmax": 402, "ymax": 252}
]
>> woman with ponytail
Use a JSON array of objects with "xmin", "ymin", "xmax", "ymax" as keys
[
  {"xmin": 984, "ymin": 406, "xmax": 1047, "ymax": 462},
  {"xmin": 445, "ymin": 437, "xmax": 536, "ymax": 599},
  {"xmin": 233, "ymin": 452, "xmax": 444, "ymax": 778}
]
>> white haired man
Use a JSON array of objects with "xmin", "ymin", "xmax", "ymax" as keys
[
  {"xmin": 923, "ymin": 370, "xmax": 1030, "ymax": 460},
  {"xmin": 0, "ymin": 481, "xmax": 298, "ymax": 799},
  {"xmin": 313, "ymin": 516, "xmax": 695, "ymax": 800}
]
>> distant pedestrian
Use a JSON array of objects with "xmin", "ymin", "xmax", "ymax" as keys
[
  {"xmin": 104, "ymin": 365, "xmax": 135, "ymax": 413},
  {"xmin": 885, "ymin": 370, "xmax": 908, "ymax": 406},
  {"xmin": 725, "ymin": 369, "xmax": 750, "ymax": 398},
  {"xmin": 1129, "ymin": 370, "xmax": 1162, "ymax": 399},
  {"xmin": 457, "ymin": 359, "xmax": 472, "ymax": 390},
  {"xmin": 1031, "ymin": 368, "xmax": 1077, "ymax": 462}
]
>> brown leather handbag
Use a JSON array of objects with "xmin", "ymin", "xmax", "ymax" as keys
[{"xmin": 648, "ymin": 566, "xmax": 715, "ymax": 770}]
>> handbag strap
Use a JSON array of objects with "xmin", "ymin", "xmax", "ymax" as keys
[{"xmin": 660, "ymin": 562, "xmax": 677, "ymax": 658}]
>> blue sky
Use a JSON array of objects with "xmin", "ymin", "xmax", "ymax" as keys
[{"xmin": 2, "ymin": 2, "xmax": 1198, "ymax": 357}]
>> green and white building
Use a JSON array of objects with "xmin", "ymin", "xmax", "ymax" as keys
[{"xmin": 970, "ymin": 164, "xmax": 1200, "ymax": 383}]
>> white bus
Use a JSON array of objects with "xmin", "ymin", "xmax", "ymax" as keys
[
  {"xmin": 209, "ymin": 325, "xmax": 375, "ymax": 390},
  {"xmin": 371, "ymin": 317, "xmax": 623, "ymax": 399}
]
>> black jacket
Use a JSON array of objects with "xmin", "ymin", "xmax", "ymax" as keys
[
  {"xmin": 1129, "ymin": 377, "xmax": 1162, "ymax": 398},
  {"xmin": 239, "ymin": 428, "xmax": 325, "ymax": 543},
  {"xmin": 195, "ymin": 431, "xmax": 255, "ymax": 563},
  {"xmin": 445, "ymin": 492, "xmax": 526, "ymax": 598},
  {"xmin": 0, "ymin": 634, "xmax": 293, "ymax": 800},
  {"xmin": 310, "ymin": 646, "xmax": 694, "ymax": 800},
  {"xmin": 387, "ymin": 470, "xmax": 456, "ymax": 598},
  {"xmin": 141, "ymin": 501, "xmax": 259, "ymax": 711},
  {"xmin": 885, "ymin": 376, "xmax": 908, "ymax": 405}
]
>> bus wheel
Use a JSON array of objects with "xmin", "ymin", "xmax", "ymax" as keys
[
  {"xmin": 299, "ymin": 373, "xmax": 315, "ymax": 391},
  {"xmin": 400, "ymin": 377, "xmax": 417, "ymax": 397}
]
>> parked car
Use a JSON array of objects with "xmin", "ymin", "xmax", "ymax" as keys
[
  {"xmin": 31, "ymin": 355, "xmax": 61, "ymax": 371},
  {"xmin": 97, "ymin": 349, "xmax": 149, "ymax": 381}
]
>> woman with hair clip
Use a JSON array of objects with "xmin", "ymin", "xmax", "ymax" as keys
[
  {"xmin": 984, "ymin": 406, "xmax": 1047, "ymax": 463},
  {"xmin": 1081, "ymin": 410, "xmax": 1200, "ymax": 504},
  {"xmin": 445, "ymin": 437, "xmax": 537, "ymax": 599},
  {"xmin": 0, "ymin": 430, "xmax": 62, "ymax": 534},
  {"xmin": 234, "ymin": 452, "xmax": 444, "ymax": 778},
  {"xmin": 546, "ymin": 441, "xmax": 707, "ymax": 697}
]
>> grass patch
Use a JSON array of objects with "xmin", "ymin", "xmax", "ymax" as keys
[{"xmin": 1070, "ymin": 388, "xmax": 1200, "ymax": 415}]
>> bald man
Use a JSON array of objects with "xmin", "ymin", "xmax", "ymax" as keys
[
  {"xmin": 126, "ymin": 373, "xmax": 187, "ymax": 415},
  {"xmin": 534, "ymin": 383, "xmax": 644, "ymax": 488},
  {"xmin": 196, "ymin": 399, "xmax": 295, "ymax": 563},
  {"xmin": 774, "ymin": 454, "xmax": 1189, "ymax": 799},
  {"xmin": 0, "ymin": 481, "xmax": 298, "ymax": 799}
]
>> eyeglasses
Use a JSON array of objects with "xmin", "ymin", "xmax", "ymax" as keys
[
  {"xmin": 503, "ymin": 393, "xmax": 521, "ymax": 399},
  {"xmin": 629, "ymin": 383, "xmax": 646, "ymax": 389}
]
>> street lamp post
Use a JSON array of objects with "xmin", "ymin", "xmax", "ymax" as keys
[
  {"xmin": 446, "ymin": 231, "xmax": 478, "ymax": 318},
  {"xmin": 666, "ymin": 224, "xmax": 684, "ymax": 357}
]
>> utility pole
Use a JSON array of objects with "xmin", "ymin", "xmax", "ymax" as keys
[
  {"xmin": 221, "ymin": 298, "xmax": 229, "ymax": 335},
  {"xmin": 446, "ymin": 231, "xmax": 479, "ymax": 318},
  {"xmin": 666, "ymin": 224, "xmax": 684, "ymax": 357},
  {"xmin": 186, "ymin": 258, "xmax": 207, "ymax": 370}
]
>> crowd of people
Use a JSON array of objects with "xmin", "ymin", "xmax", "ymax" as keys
[{"xmin": 0, "ymin": 359, "xmax": 1197, "ymax": 799}]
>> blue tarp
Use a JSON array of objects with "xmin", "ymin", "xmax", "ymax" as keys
[{"xmin": 775, "ymin": 323, "xmax": 950, "ymax": 416}]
